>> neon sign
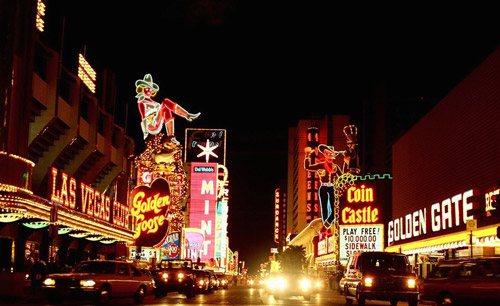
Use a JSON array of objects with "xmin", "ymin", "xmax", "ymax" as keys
[
  {"xmin": 129, "ymin": 178, "xmax": 172, "ymax": 247},
  {"xmin": 185, "ymin": 128, "xmax": 226, "ymax": 165},
  {"xmin": 135, "ymin": 74, "xmax": 200, "ymax": 141},
  {"xmin": 347, "ymin": 185, "xmax": 374, "ymax": 203},
  {"xmin": 274, "ymin": 189, "xmax": 280, "ymax": 243},
  {"xmin": 189, "ymin": 162, "xmax": 218, "ymax": 262},
  {"xmin": 342, "ymin": 206, "xmax": 379, "ymax": 224},
  {"xmin": 388, "ymin": 188, "xmax": 478, "ymax": 245},
  {"xmin": 78, "ymin": 54, "xmax": 96, "ymax": 93},
  {"xmin": 49, "ymin": 167, "xmax": 128, "ymax": 228}
]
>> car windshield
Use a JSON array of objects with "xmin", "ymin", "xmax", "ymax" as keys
[
  {"xmin": 159, "ymin": 260, "xmax": 192, "ymax": 269},
  {"xmin": 361, "ymin": 253, "xmax": 408, "ymax": 272},
  {"xmin": 428, "ymin": 264, "xmax": 458, "ymax": 279},
  {"xmin": 75, "ymin": 262, "xmax": 116, "ymax": 274}
]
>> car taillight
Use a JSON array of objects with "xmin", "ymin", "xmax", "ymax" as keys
[{"xmin": 407, "ymin": 278, "xmax": 416, "ymax": 289}]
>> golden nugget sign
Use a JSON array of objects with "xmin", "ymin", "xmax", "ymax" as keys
[
  {"xmin": 49, "ymin": 167, "xmax": 128, "ymax": 228},
  {"xmin": 130, "ymin": 178, "xmax": 171, "ymax": 247}
]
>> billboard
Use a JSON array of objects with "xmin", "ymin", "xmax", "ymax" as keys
[
  {"xmin": 185, "ymin": 129, "xmax": 226, "ymax": 165},
  {"xmin": 339, "ymin": 224, "xmax": 384, "ymax": 264},
  {"xmin": 189, "ymin": 162, "xmax": 218, "ymax": 262},
  {"xmin": 129, "ymin": 178, "xmax": 171, "ymax": 247}
]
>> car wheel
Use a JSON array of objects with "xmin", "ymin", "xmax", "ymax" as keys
[
  {"xmin": 95, "ymin": 285, "xmax": 111, "ymax": 304},
  {"xmin": 133, "ymin": 286, "xmax": 145, "ymax": 304},
  {"xmin": 408, "ymin": 298, "xmax": 418, "ymax": 306},
  {"xmin": 390, "ymin": 300, "xmax": 398, "ymax": 306},
  {"xmin": 345, "ymin": 287, "xmax": 353, "ymax": 304},
  {"xmin": 439, "ymin": 293, "xmax": 455, "ymax": 306},
  {"xmin": 186, "ymin": 285, "xmax": 195, "ymax": 298},
  {"xmin": 356, "ymin": 289, "xmax": 365, "ymax": 306}
]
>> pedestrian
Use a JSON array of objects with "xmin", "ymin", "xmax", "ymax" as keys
[{"xmin": 29, "ymin": 255, "xmax": 47, "ymax": 295}]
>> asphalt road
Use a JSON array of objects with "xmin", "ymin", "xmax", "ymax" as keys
[{"xmin": 11, "ymin": 285, "xmax": 426, "ymax": 306}]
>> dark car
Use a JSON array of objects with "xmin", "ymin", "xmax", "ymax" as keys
[
  {"xmin": 216, "ymin": 272, "xmax": 229, "ymax": 289},
  {"xmin": 341, "ymin": 252, "xmax": 418, "ymax": 306},
  {"xmin": 154, "ymin": 259, "xmax": 196, "ymax": 298},
  {"xmin": 265, "ymin": 271, "xmax": 314, "ymax": 300},
  {"xmin": 420, "ymin": 257, "xmax": 500, "ymax": 306},
  {"xmin": 41, "ymin": 260, "xmax": 154, "ymax": 304},
  {"xmin": 193, "ymin": 269, "xmax": 210, "ymax": 293}
]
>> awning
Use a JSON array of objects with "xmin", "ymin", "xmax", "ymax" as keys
[
  {"xmin": 0, "ymin": 190, "xmax": 134, "ymax": 244},
  {"xmin": 385, "ymin": 223, "xmax": 499, "ymax": 255}
]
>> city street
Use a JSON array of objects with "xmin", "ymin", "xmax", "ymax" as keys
[{"xmin": 13, "ymin": 286, "xmax": 424, "ymax": 306}]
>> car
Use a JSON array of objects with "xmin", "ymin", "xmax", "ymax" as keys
[
  {"xmin": 206, "ymin": 269, "xmax": 218, "ymax": 291},
  {"xmin": 192, "ymin": 269, "xmax": 211, "ymax": 293},
  {"xmin": 216, "ymin": 272, "xmax": 229, "ymax": 289},
  {"xmin": 419, "ymin": 257, "xmax": 500, "ymax": 306},
  {"xmin": 341, "ymin": 251, "xmax": 419, "ymax": 306},
  {"xmin": 41, "ymin": 260, "xmax": 154, "ymax": 304},
  {"xmin": 265, "ymin": 271, "xmax": 314, "ymax": 300},
  {"xmin": 153, "ymin": 259, "xmax": 196, "ymax": 298}
]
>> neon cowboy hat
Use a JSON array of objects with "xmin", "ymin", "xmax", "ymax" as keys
[
  {"xmin": 135, "ymin": 74, "xmax": 160, "ymax": 91},
  {"xmin": 318, "ymin": 144, "xmax": 340, "ymax": 157}
]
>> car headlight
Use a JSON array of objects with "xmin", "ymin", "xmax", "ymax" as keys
[
  {"xmin": 249, "ymin": 280, "xmax": 254, "ymax": 285},
  {"xmin": 259, "ymin": 280, "xmax": 264, "ymax": 285},
  {"xmin": 178, "ymin": 272, "xmax": 184, "ymax": 279},
  {"xmin": 407, "ymin": 278, "xmax": 416, "ymax": 289},
  {"xmin": 277, "ymin": 277, "xmax": 287, "ymax": 289},
  {"xmin": 364, "ymin": 277, "xmax": 373, "ymax": 287},
  {"xmin": 315, "ymin": 280, "xmax": 322, "ymax": 288},
  {"xmin": 199, "ymin": 280, "xmax": 205, "ymax": 285},
  {"xmin": 162, "ymin": 273, "xmax": 168, "ymax": 279},
  {"xmin": 222, "ymin": 280, "xmax": 227, "ymax": 284},
  {"xmin": 80, "ymin": 280, "xmax": 96, "ymax": 287},
  {"xmin": 43, "ymin": 278, "xmax": 55, "ymax": 286},
  {"xmin": 300, "ymin": 278, "xmax": 312, "ymax": 291}
]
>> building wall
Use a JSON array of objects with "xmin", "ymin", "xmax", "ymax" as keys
[{"xmin": 392, "ymin": 47, "xmax": 500, "ymax": 243}]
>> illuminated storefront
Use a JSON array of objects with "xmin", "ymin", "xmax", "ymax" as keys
[{"xmin": 385, "ymin": 48, "xmax": 500, "ymax": 278}]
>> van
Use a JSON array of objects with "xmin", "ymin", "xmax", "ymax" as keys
[{"xmin": 340, "ymin": 251, "xmax": 418, "ymax": 306}]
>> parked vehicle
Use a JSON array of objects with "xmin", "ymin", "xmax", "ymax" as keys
[
  {"xmin": 420, "ymin": 257, "xmax": 500, "ymax": 306},
  {"xmin": 340, "ymin": 252, "xmax": 419, "ymax": 306},
  {"xmin": 41, "ymin": 260, "xmax": 154, "ymax": 304},
  {"xmin": 153, "ymin": 259, "xmax": 196, "ymax": 298}
]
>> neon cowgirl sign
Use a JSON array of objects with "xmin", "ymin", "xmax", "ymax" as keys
[{"xmin": 130, "ymin": 178, "xmax": 172, "ymax": 247}]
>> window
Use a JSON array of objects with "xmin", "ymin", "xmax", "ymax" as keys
[
  {"xmin": 457, "ymin": 263, "xmax": 476, "ymax": 278},
  {"xmin": 117, "ymin": 263, "xmax": 129, "ymax": 276},
  {"xmin": 130, "ymin": 265, "xmax": 142, "ymax": 277}
]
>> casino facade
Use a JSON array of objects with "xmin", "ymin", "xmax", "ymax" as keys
[{"xmin": 385, "ymin": 47, "xmax": 500, "ymax": 277}]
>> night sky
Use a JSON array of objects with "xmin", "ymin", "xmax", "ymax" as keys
[{"xmin": 42, "ymin": 0, "xmax": 499, "ymax": 273}]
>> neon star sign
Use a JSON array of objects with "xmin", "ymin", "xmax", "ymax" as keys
[{"xmin": 197, "ymin": 139, "xmax": 219, "ymax": 163}]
